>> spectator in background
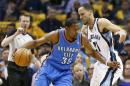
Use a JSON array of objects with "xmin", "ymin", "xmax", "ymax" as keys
[
  {"xmin": 0, "ymin": 48, "xmax": 9, "ymax": 86},
  {"xmin": 24, "ymin": 0, "xmax": 43, "ymax": 12},
  {"xmin": 0, "ymin": 0, "xmax": 8, "ymax": 21},
  {"xmin": 0, "ymin": 33, "xmax": 6, "ymax": 53},
  {"xmin": 48, "ymin": 0, "xmax": 68, "ymax": 14},
  {"xmin": 124, "ymin": 18, "xmax": 130, "ymax": 41},
  {"xmin": 65, "ymin": 0, "xmax": 89, "ymax": 14},
  {"xmin": 73, "ymin": 63, "xmax": 90, "ymax": 86},
  {"xmin": 74, "ymin": 53, "xmax": 94, "ymax": 81},
  {"xmin": 4, "ymin": 1, "xmax": 21, "ymax": 21},
  {"xmin": 119, "ymin": 50, "xmax": 128, "ymax": 63},
  {"xmin": 107, "ymin": 0, "xmax": 122, "ymax": 10},
  {"xmin": 101, "ymin": 1, "xmax": 115, "ymax": 21},
  {"xmin": 37, "ymin": 43, "xmax": 51, "ymax": 63},
  {"xmin": 39, "ymin": 0, "xmax": 68, "ymax": 14},
  {"xmin": 68, "ymin": 11, "xmax": 83, "ymax": 28},
  {"xmin": 69, "ymin": 11, "xmax": 79, "ymax": 20},
  {"xmin": 87, "ymin": 64, "xmax": 94, "ymax": 80},
  {"xmin": 39, "ymin": 7, "xmax": 63, "ymax": 33},
  {"xmin": 118, "ymin": 58, "xmax": 130, "ymax": 86},
  {"xmin": 124, "ymin": 40, "xmax": 130, "ymax": 57},
  {"xmin": 0, "ymin": 60, "xmax": 7, "ymax": 86},
  {"xmin": 1, "ymin": 48, "xmax": 9, "ymax": 66},
  {"xmin": 115, "ymin": 1, "xmax": 130, "ymax": 25}
]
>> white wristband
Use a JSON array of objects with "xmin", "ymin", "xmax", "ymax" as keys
[{"xmin": 120, "ymin": 31, "xmax": 126, "ymax": 35}]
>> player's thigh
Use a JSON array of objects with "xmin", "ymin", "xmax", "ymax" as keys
[
  {"xmin": 35, "ymin": 73, "xmax": 51, "ymax": 86},
  {"xmin": 54, "ymin": 74, "xmax": 73, "ymax": 86}
]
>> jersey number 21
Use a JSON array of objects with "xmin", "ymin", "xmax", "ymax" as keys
[{"xmin": 93, "ymin": 42, "xmax": 101, "ymax": 52}]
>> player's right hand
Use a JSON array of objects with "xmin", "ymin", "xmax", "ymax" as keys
[{"xmin": 107, "ymin": 61, "xmax": 120, "ymax": 69}]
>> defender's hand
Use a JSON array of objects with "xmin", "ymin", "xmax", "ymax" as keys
[{"xmin": 106, "ymin": 61, "xmax": 120, "ymax": 69}]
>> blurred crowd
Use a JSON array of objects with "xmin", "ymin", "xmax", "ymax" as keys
[{"xmin": 0, "ymin": 0, "xmax": 130, "ymax": 86}]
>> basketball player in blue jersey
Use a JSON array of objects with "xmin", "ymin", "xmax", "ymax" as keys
[
  {"xmin": 22, "ymin": 18, "xmax": 120, "ymax": 86},
  {"xmin": 78, "ymin": 4, "xmax": 127, "ymax": 86}
]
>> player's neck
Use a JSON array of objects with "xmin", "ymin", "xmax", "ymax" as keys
[
  {"xmin": 64, "ymin": 30, "xmax": 75, "ymax": 42},
  {"xmin": 88, "ymin": 17, "xmax": 95, "ymax": 30}
]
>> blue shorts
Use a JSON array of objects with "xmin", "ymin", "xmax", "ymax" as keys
[{"xmin": 35, "ymin": 62, "xmax": 73, "ymax": 86}]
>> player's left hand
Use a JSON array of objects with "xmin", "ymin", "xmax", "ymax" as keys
[
  {"xmin": 115, "ymin": 30, "xmax": 127, "ymax": 43},
  {"xmin": 107, "ymin": 61, "xmax": 120, "ymax": 69}
]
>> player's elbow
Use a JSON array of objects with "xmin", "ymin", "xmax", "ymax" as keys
[
  {"xmin": 89, "ymin": 50, "xmax": 99, "ymax": 59},
  {"xmin": 26, "ymin": 40, "xmax": 38, "ymax": 49},
  {"xmin": 87, "ymin": 49, "xmax": 95, "ymax": 57},
  {"xmin": 32, "ymin": 40, "xmax": 38, "ymax": 48}
]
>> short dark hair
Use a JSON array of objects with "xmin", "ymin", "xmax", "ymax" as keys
[
  {"xmin": 65, "ymin": 18, "xmax": 78, "ymax": 27},
  {"xmin": 19, "ymin": 14, "xmax": 32, "ymax": 21},
  {"xmin": 82, "ymin": 3, "xmax": 93, "ymax": 11}
]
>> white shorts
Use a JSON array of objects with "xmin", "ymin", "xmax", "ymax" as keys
[{"xmin": 90, "ymin": 54, "xmax": 123, "ymax": 86}]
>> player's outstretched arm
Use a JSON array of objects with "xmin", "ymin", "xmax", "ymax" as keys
[
  {"xmin": 98, "ymin": 18, "xmax": 127, "ymax": 43},
  {"xmin": 21, "ymin": 30, "xmax": 59, "ymax": 49},
  {"xmin": 81, "ymin": 34, "xmax": 120, "ymax": 68}
]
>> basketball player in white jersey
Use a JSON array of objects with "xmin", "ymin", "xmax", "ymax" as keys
[
  {"xmin": 78, "ymin": 4, "xmax": 127, "ymax": 86},
  {"xmin": 1, "ymin": 14, "xmax": 40, "ymax": 86}
]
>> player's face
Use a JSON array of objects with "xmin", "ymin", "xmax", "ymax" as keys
[
  {"xmin": 69, "ymin": 23, "xmax": 80, "ymax": 40},
  {"xmin": 78, "ymin": 7, "xmax": 91, "ymax": 25},
  {"xmin": 19, "ymin": 16, "xmax": 30, "ymax": 29}
]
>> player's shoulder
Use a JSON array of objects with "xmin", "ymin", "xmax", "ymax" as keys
[
  {"xmin": 47, "ymin": 29, "xmax": 61, "ymax": 44},
  {"xmin": 97, "ymin": 18, "xmax": 111, "ymax": 30},
  {"xmin": 98, "ymin": 18, "xmax": 111, "ymax": 25}
]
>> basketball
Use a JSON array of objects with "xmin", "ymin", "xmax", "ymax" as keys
[{"xmin": 13, "ymin": 48, "xmax": 32, "ymax": 67}]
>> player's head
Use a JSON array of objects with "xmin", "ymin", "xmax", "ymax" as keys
[
  {"xmin": 19, "ymin": 14, "xmax": 31, "ymax": 29},
  {"xmin": 64, "ymin": 18, "xmax": 80, "ymax": 40},
  {"xmin": 78, "ymin": 3, "xmax": 93, "ymax": 25}
]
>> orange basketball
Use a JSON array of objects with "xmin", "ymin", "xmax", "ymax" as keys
[{"xmin": 13, "ymin": 48, "xmax": 32, "ymax": 67}]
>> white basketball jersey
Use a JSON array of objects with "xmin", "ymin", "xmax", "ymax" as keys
[
  {"xmin": 87, "ymin": 18, "xmax": 123, "ymax": 86},
  {"xmin": 87, "ymin": 18, "xmax": 117, "ymax": 61},
  {"xmin": 8, "ymin": 34, "xmax": 33, "ymax": 61}
]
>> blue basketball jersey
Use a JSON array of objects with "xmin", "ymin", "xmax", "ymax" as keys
[{"xmin": 46, "ymin": 29, "xmax": 81, "ymax": 70}]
